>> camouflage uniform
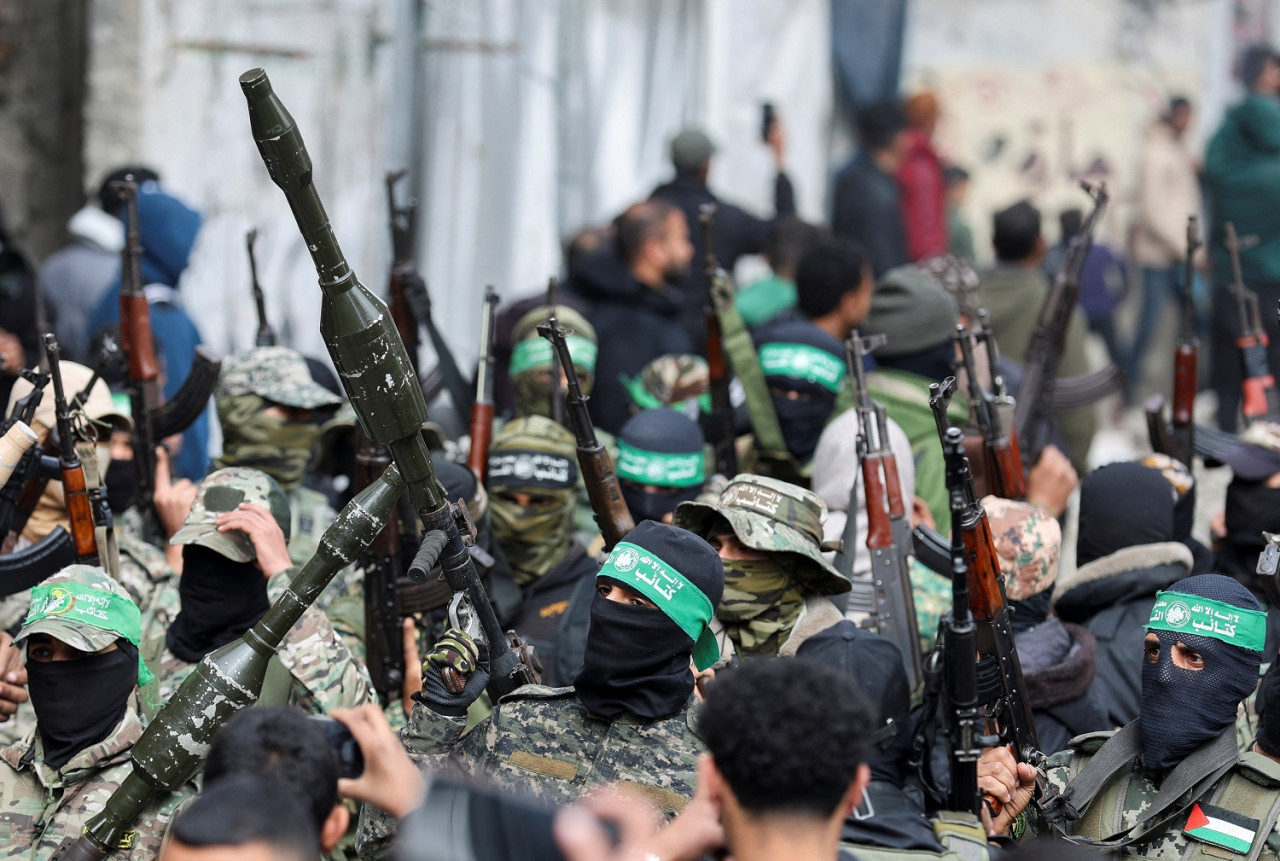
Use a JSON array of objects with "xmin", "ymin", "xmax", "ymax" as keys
[
  {"xmin": 355, "ymin": 688, "xmax": 704, "ymax": 859},
  {"xmin": 0, "ymin": 566, "xmax": 196, "ymax": 858},
  {"xmin": 140, "ymin": 468, "xmax": 376, "ymax": 721},
  {"xmin": 1033, "ymin": 729, "xmax": 1280, "ymax": 859}
]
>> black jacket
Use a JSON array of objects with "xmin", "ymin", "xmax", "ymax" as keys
[
  {"xmin": 1052, "ymin": 542, "xmax": 1193, "ymax": 729},
  {"xmin": 1015, "ymin": 618, "xmax": 1109, "ymax": 755},
  {"xmin": 650, "ymin": 173, "xmax": 795, "ymax": 348},
  {"xmin": 831, "ymin": 152, "xmax": 908, "ymax": 278},
  {"xmin": 511, "ymin": 541, "xmax": 598, "ymax": 687},
  {"xmin": 572, "ymin": 250, "xmax": 695, "ymax": 434}
]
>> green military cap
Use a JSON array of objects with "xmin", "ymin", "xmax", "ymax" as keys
[
  {"xmin": 217, "ymin": 346, "xmax": 344, "ymax": 410},
  {"xmin": 674, "ymin": 474, "xmax": 849, "ymax": 596},
  {"xmin": 16, "ymin": 564, "xmax": 153, "ymax": 683},
  {"xmin": 170, "ymin": 467, "xmax": 291, "ymax": 563}
]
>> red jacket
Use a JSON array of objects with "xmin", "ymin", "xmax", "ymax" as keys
[{"xmin": 897, "ymin": 129, "xmax": 949, "ymax": 261}]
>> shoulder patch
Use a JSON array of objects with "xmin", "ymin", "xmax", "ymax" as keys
[
  {"xmin": 509, "ymin": 750, "xmax": 577, "ymax": 780},
  {"xmin": 1184, "ymin": 802, "xmax": 1259, "ymax": 854}
]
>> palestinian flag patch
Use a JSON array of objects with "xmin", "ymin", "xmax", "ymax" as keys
[{"xmin": 1183, "ymin": 803, "xmax": 1259, "ymax": 854}]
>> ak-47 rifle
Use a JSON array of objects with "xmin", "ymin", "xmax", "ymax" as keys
[
  {"xmin": 47, "ymin": 69, "xmax": 538, "ymax": 861},
  {"xmin": 840, "ymin": 332, "xmax": 923, "ymax": 691},
  {"xmin": 1226, "ymin": 222, "xmax": 1279, "ymax": 421},
  {"xmin": 355, "ymin": 431, "xmax": 407, "ymax": 707},
  {"xmin": 467, "ymin": 287, "xmax": 499, "ymax": 483},
  {"xmin": 0, "ymin": 368, "xmax": 51, "ymax": 539},
  {"xmin": 1014, "ymin": 182, "xmax": 1109, "ymax": 466},
  {"xmin": 538, "ymin": 311, "xmax": 635, "ymax": 550},
  {"xmin": 385, "ymin": 170, "xmax": 474, "ymax": 415},
  {"xmin": 246, "ymin": 228, "xmax": 277, "ymax": 347},
  {"xmin": 956, "ymin": 321, "xmax": 1027, "ymax": 499},
  {"xmin": 1145, "ymin": 216, "xmax": 1201, "ymax": 466},
  {"xmin": 43, "ymin": 334, "xmax": 99, "ymax": 565},
  {"xmin": 699, "ymin": 204, "xmax": 739, "ymax": 477},
  {"xmin": 546, "ymin": 278, "xmax": 566, "ymax": 426}
]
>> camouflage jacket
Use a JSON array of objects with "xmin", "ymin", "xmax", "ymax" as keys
[
  {"xmin": 288, "ymin": 485, "xmax": 364, "ymax": 613},
  {"xmin": 1033, "ymin": 728, "xmax": 1280, "ymax": 860},
  {"xmin": 115, "ymin": 529, "xmax": 175, "ymax": 616},
  {"xmin": 355, "ymin": 686, "xmax": 704, "ymax": 859},
  {"xmin": 0, "ymin": 708, "xmax": 196, "ymax": 858},
  {"xmin": 139, "ymin": 567, "xmax": 377, "ymax": 720}
]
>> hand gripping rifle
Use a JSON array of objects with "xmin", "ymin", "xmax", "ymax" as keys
[
  {"xmin": 47, "ymin": 69, "xmax": 535, "ymax": 861},
  {"xmin": 1145, "ymin": 216, "xmax": 1201, "ymax": 466},
  {"xmin": 467, "ymin": 287, "xmax": 499, "ymax": 483},
  {"xmin": 538, "ymin": 311, "xmax": 635, "ymax": 550},
  {"xmin": 112, "ymin": 181, "xmax": 222, "ymax": 541},
  {"xmin": 1014, "ymin": 182, "xmax": 1109, "ymax": 466},
  {"xmin": 956, "ymin": 321, "xmax": 1027, "ymax": 500},
  {"xmin": 246, "ymin": 228, "xmax": 278, "ymax": 347},
  {"xmin": 386, "ymin": 170, "xmax": 474, "ymax": 415},
  {"xmin": 1226, "ymin": 222, "xmax": 1279, "ymax": 421},
  {"xmin": 699, "ymin": 204, "xmax": 739, "ymax": 477},
  {"xmin": 840, "ymin": 332, "xmax": 923, "ymax": 691}
]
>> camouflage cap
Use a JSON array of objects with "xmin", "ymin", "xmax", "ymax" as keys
[
  {"xmin": 15, "ymin": 565, "xmax": 141, "ymax": 657},
  {"xmin": 982, "ymin": 495, "xmax": 1061, "ymax": 601},
  {"xmin": 217, "ymin": 347, "xmax": 344, "ymax": 410},
  {"xmin": 673, "ymin": 474, "xmax": 849, "ymax": 596},
  {"xmin": 623, "ymin": 353, "xmax": 712, "ymax": 414},
  {"xmin": 7, "ymin": 360, "xmax": 133, "ymax": 439},
  {"xmin": 170, "ymin": 467, "xmax": 291, "ymax": 562}
]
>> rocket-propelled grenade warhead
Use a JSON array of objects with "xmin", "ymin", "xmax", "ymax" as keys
[
  {"xmin": 62, "ymin": 466, "xmax": 405, "ymax": 859},
  {"xmin": 239, "ymin": 67, "xmax": 444, "ymax": 516}
]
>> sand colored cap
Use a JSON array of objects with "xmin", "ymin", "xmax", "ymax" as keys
[{"xmin": 6, "ymin": 361, "xmax": 132, "ymax": 440}]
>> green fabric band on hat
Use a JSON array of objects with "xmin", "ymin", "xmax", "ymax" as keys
[
  {"xmin": 622, "ymin": 375, "xmax": 713, "ymax": 415},
  {"xmin": 1148, "ymin": 590, "xmax": 1267, "ymax": 652},
  {"xmin": 598, "ymin": 541, "xmax": 717, "ymax": 669},
  {"xmin": 24, "ymin": 583, "xmax": 154, "ymax": 684},
  {"xmin": 616, "ymin": 441, "xmax": 705, "ymax": 488},
  {"xmin": 510, "ymin": 336, "xmax": 598, "ymax": 376},
  {"xmin": 759, "ymin": 343, "xmax": 845, "ymax": 393}
]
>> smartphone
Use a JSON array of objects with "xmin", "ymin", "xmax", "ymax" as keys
[
  {"xmin": 761, "ymin": 102, "xmax": 776, "ymax": 143},
  {"xmin": 308, "ymin": 715, "xmax": 365, "ymax": 779}
]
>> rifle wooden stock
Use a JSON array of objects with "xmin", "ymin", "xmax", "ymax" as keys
[
  {"xmin": 862, "ymin": 456, "xmax": 893, "ymax": 549},
  {"xmin": 990, "ymin": 441, "xmax": 1026, "ymax": 500},
  {"xmin": 467, "ymin": 403, "xmax": 494, "ymax": 482},
  {"xmin": 881, "ymin": 451, "xmax": 906, "ymax": 520},
  {"xmin": 468, "ymin": 287, "xmax": 499, "ymax": 483},
  {"xmin": 44, "ymin": 334, "xmax": 99, "ymax": 565}
]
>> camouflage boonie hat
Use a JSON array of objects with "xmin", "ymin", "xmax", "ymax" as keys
[
  {"xmin": 15, "ymin": 565, "xmax": 152, "ymax": 685},
  {"xmin": 623, "ymin": 353, "xmax": 712, "ymax": 416},
  {"xmin": 217, "ymin": 347, "xmax": 343, "ymax": 410},
  {"xmin": 673, "ymin": 474, "xmax": 849, "ymax": 596},
  {"xmin": 982, "ymin": 495, "xmax": 1061, "ymax": 601},
  {"xmin": 170, "ymin": 467, "xmax": 291, "ymax": 562}
]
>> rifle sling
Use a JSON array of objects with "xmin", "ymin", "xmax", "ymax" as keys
[
  {"xmin": 716, "ymin": 292, "xmax": 788, "ymax": 453},
  {"xmin": 1039, "ymin": 722, "xmax": 1240, "ymax": 849}
]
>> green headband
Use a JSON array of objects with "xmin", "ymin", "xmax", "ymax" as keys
[
  {"xmin": 598, "ymin": 541, "xmax": 719, "ymax": 670},
  {"xmin": 616, "ymin": 441, "xmax": 705, "ymax": 488},
  {"xmin": 509, "ymin": 336, "xmax": 598, "ymax": 376},
  {"xmin": 1148, "ymin": 590, "xmax": 1267, "ymax": 653},
  {"xmin": 759, "ymin": 343, "xmax": 846, "ymax": 394},
  {"xmin": 24, "ymin": 583, "xmax": 154, "ymax": 685},
  {"xmin": 622, "ymin": 375, "xmax": 713, "ymax": 415}
]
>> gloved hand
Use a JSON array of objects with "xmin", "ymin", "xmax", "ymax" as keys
[{"xmin": 412, "ymin": 628, "xmax": 490, "ymax": 717}]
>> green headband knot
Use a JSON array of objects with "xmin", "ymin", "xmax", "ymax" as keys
[
  {"xmin": 1148, "ymin": 590, "xmax": 1267, "ymax": 652},
  {"xmin": 597, "ymin": 541, "xmax": 719, "ymax": 670},
  {"xmin": 510, "ymin": 336, "xmax": 598, "ymax": 376},
  {"xmin": 24, "ymin": 583, "xmax": 154, "ymax": 685},
  {"xmin": 759, "ymin": 343, "xmax": 845, "ymax": 394},
  {"xmin": 616, "ymin": 442, "xmax": 705, "ymax": 488}
]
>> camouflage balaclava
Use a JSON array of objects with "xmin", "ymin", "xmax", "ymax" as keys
[
  {"xmin": 215, "ymin": 347, "xmax": 343, "ymax": 490},
  {"xmin": 510, "ymin": 306, "xmax": 598, "ymax": 420},
  {"xmin": 1142, "ymin": 574, "xmax": 1265, "ymax": 769},
  {"xmin": 486, "ymin": 416, "xmax": 578, "ymax": 585}
]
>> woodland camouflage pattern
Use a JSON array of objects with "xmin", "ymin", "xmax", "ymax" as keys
[
  {"xmin": 0, "ymin": 709, "xmax": 195, "ymax": 858},
  {"xmin": 355, "ymin": 688, "xmax": 704, "ymax": 858},
  {"xmin": 982, "ymin": 495, "xmax": 1061, "ymax": 601}
]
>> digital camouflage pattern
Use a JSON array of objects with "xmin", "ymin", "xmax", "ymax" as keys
[
  {"xmin": 982, "ymin": 495, "xmax": 1061, "ymax": 601},
  {"xmin": 137, "ymin": 567, "xmax": 377, "ymax": 722},
  {"xmin": 674, "ymin": 474, "xmax": 849, "ymax": 596},
  {"xmin": 1032, "ymin": 731, "xmax": 1280, "ymax": 859},
  {"xmin": 0, "ymin": 709, "xmax": 195, "ymax": 858},
  {"xmin": 216, "ymin": 346, "xmax": 344, "ymax": 410},
  {"xmin": 355, "ymin": 688, "xmax": 704, "ymax": 858},
  {"xmin": 169, "ymin": 467, "xmax": 291, "ymax": 563}
]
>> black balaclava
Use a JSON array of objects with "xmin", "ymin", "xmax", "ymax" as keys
[
  {"xmin": 574, "ymin": 521, "xmax": 724, "ymax": 720},
  {"xmin": 167, "ymin": 545, "xmax": 270, "ymax": 663},
  {"xmin": 756, "ymin": 321, "xmax": 846, "ymax": 464},
  {"xmin": 616, "ymin": 408, "xmax": 706, "ymax": 524},
  {"xmin": 104, "ymin": 458, "xmax": 137, "ymax": 515},
  {"xmin": 1076, "ymin": 461, "xmax": 1177, "ymax": 566},
  {"xmin": 29, "ymin": 640, "xmax": 138, "ymax": 770},
  {"xmin": 796, "ymin": 620, "xmax": 912, "ymax": 785},
  {"xmin": 1141, "ymin": 574, "xmax": 1264, "ymax": 770}
]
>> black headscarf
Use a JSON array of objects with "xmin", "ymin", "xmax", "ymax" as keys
[
  {"xmin": 166, "ymin": 545, "xmax": 270, "ymax": 663},
  {"xmin": 1076, "ymin": 461, "xmax": 1177, "ymax": 567}
]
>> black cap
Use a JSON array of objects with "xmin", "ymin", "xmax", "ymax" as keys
[{"xmin": 796, "ymin": 620, "xmax": 910, "ymax": 748}]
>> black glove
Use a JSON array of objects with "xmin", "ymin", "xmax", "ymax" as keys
[{"xmin": 413, "ymin": 628, "xmax": 490, "ymax": 717}]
